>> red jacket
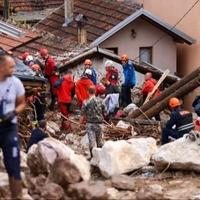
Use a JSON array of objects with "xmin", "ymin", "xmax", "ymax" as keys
[
  {"xmin": 142, "ymin": 78, "xmax": 160, "ymax": 98},
  {"xmin": 44, "ymin": 56, "xmax": 56, "ymax": 77},
  {"xmin": 106, "ymin": 67, "xmax": 119, "ymax": 85},
  {"xmin": 57, "ymin": 75, "xmax": 74, "ymax": 103},
  {"xmin": 76, "ymin": 78, "xmax": 94, "ymax": 105}
]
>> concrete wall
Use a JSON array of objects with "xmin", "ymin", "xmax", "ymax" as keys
[
  {"xmin": 99, "ymin": 18, "xmax": 177, "ymax": 84},
  {"xmin": 136, "ymin": 0, "xmax": 200, "ymax": 109}
]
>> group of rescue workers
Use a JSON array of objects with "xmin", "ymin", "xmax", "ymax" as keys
[{"xmin": 0, "ymin": 48, "xmax": 200, "ymax": 198}]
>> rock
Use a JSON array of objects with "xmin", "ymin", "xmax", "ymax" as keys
[
  {"xmin": 107, "ymin": 188, "xmax": 119, "ymax": 200},
  {"xmin": 0, "ymin": 172, "xmax": 10, "ymax": 198},
  {"xmin": 136, "ymin": 184, "xmax": 163, "ymax": 200},
  {"xmin": 91, "ymin": 138, "xmax": 157, "ymax": 178},
  {"xmin": 41, "ymin": 183, "xmax": 65, "ymax": 200},
  {"xmin": 111, "ymin": 175, "xmax": 135, "ymax": 191},
  {"xmin": 27, "ymin": 138, "xmax": 90, "ymax": 181},
  {"xmin": 48, "ymin": 158, "xmax": 82, "ymax": 188},
  {"xmin": 152, "ymin": 136, "xmax": 200, "ymax": 172},
  {"xmin": 68, "ymin": 181, "xmax": 108, "ymax": 200}
]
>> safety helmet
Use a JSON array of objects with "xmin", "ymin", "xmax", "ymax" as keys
[
  {"xmin": 31, "ymin": 64, "xmax": 41, "ymax": 72},
  {"xmin": 105, "ymin": 60, "xmax": 114, "ymax": 68},
  {"xmin": 84, "ymin": 68, "xmax": 92, "ymax": 76},
  {"xmin": 26, "ymin": 55, "xmax": 34, "ymax": 62},
  {"xmin": 84, "ymin": 59, "xmax": 92, "ymax": 66},
  {"xmin": 120, "ymin": 54, "xmax": 128, "ymax": 61},
  {"xmin": 169, "ymin": 97, "xmax": 181, "ymax": 108},
  {"xmin": 21, "ymin": 52, "xmax": 30, "ymax": 60},
  {"xmin": 40, "ymin": 48, "xmax": 48, "ymax": 57}
]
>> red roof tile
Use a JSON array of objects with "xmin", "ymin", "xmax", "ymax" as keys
[{"xmin": 0, "ymin": 0, "xmax": 63, "ymax": 12}]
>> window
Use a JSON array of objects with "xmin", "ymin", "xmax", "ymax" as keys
[
  {"xmin": 139, "ymin": 47, "xmax": 152, "ymax": 64},
  {"xmin": 106, "ymin": 47, "xmax": 118, "ymax": 55}
]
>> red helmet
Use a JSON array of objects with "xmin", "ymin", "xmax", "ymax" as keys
[
  {"xmin": 120, "ymin": 54, "xmax": 128, "ymax": 61},
  {"xmin": 84, "ymin": 59, "xmax": 92, "ymax": 66},
  {"xmin": 21, "ymin": 52, "xmax": 30, "ymax": 61},
  {"xmin": 40, "ymin": 48, "xmax": 48, "ymax": 57}
]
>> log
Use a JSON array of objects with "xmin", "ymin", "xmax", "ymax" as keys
[
  {"xmin": 129, "ymin": 67, "xmax": 200, "ymax": 118},
  {"xmin": 138, "ymin": 75, "xmax": 200, "ymax": 119}
]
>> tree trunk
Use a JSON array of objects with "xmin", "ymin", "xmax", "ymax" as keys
[
  {"xmin": 129, "ymin": 67, "xmax": 200, "ymax": 118},
  {"xmin": 138, "ymin": 75, "xmax": 200, "ymax": 119}
]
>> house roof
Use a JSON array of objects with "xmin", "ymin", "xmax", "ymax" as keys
[
  {"xmin": 61, "ymin": 47, "xmax": 178, "ymax": 84},
  {"xmin": 35, "ymin": 0, "xmax": 141, "ymax": 43},
  {"xmin": 0, "ymin": 20, "xmax": 39, "ymax": 51},
  {"xmin": 91, "ymin": 9, "xmax": 195, "ymax": 46},
  {"xmin": 0, "ymin": 0, "xmax": 64, "ymax": 12}
]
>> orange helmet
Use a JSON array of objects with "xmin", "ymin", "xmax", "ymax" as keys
[
  {"xmin": 31, "ymin": 64, "xmax": 41, "ymax": 72},
  {"xmin": 21, "ymin": 52, "xmax": 30, "ymax": 61},
  {"xmin": 40, "ymin": 48, "xmax": 48, "ymax": 57},
  {"xmin": 120, "ymin": 54, "xmax": 128, "ymax": 61},
  {"xmin": 84, "ymin": 59, "xmax": 92, "ymax": 66},
  {"xmin": 169, "ymin": 97, "xmax": 181, "ymax": 108}
]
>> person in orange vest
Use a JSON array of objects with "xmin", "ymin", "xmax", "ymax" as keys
[
  {"xmin": 54, "ymin": 71, "xmax": 75, "ymax": 130},
  {"xmin": 161, "ymin": 98, "xmax": 194, "ymax": 144},
  {"xmin": 76, "ymin": 69, "xmax": 94, "ymax": 107},
  {"xmin": 39, "ymin": 48, "xmax": 58, "ymax": 110}
]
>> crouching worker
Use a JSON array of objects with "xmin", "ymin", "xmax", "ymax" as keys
[
  {"xmin": 27, "ymin": 120, "xmax": 48, "ymax": 152},
  {"xmin": 162, "ymin": 97, "xmax": 194, "ymax": 145},
  {"xmin": 0, "ymin": 55, "xmax": 26, "ymax": 199},
  {"xmin": 79, "ymin": 86, "xmax": 107, "ymax": 157}
]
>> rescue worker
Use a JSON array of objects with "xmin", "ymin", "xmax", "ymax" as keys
[
  {"xmin": 80, "ymin": 86, "xmax": 107, "ymax": 157},
  {"xmin": 83, "ymin": 59, "xmax": 97, "ymax": 85},
  {"xmin": 19, "ymin": 51, "xmax": 30, "ymax": 64},
  {"xmin": 0, "ymin": 54, "xmax": 26, "ymax": 199},
  {"xmin": 40, "ymin": 48, "xmax": 58, "ymax": 110},
  {"xmin": 54, "ymin": 71, "xmax": 75, "ymax": 130},
  {"xmin": 161, "ymin": 97, "xmax": 194, "ymax": 145},
  {"xmin": 76, "ymin": 69, "xmax": 94, "ymax": 107},
  {"xmin": 26, "ymin": 120, "xmax": 48, "ymax": 152},
  {"xmin": 192, "ymin": 96, "xmax": 200, "ymax": 116},
  {"xmin": 105, "ymin": 60, "xmax": 119, "ymax": 85},
  {"xmin": 141, "ymin": 72, "xmax": 161, "ymax": 120},
  {"xmin": 120, "ymin": 54, "xmax": 136, "ymax": 107}
]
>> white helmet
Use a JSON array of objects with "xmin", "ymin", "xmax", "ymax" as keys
[
  {"xmin": 84, "ymin": 68, "xmax": 92, "ymax": 76},
  {"xmin": 26, "ymin": 55, "xmax": 34, "ymax": 62},
  {"xmin": 105, "ymin": 60, "xmax": 114, "ymax": 67}
]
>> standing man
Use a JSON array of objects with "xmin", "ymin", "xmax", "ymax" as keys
[
  {"xmin": 83, "ymin": 59, "xmax": 97, "ymax": 85},
  {"xmin": 54, "ymin": 71, "xmax": 75, "ymax": 130},
  {"xmin": 40, "ymin": 48, "xmax": 58, "ymax": 110},
  {"xmin": 0, "ymin": 54, "xmax": 26, "ymax": 199},
  {"xmin": 105, "ymin": 60, "xmax": 119, "ymax": 86},
  {"xmin": 161, "ymin": 98, "xmax": 194, "ymax": 145},
  {"xmin": 80, "ymin": 86, "xmax": 107, "ymax": 157},
  {"xmin": 120, "ymin": 54, "xmax": 136, "ymax": 107},
  {"xmin": 76, "ymin": 69, "xmax": 94, "ymax": 107}
]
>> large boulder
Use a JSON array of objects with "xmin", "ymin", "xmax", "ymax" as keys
[
  {"xmin": 27, "ymin": 138, "xmax": 91, "ymax": 181},
  {"xmin": 68, "ymin": 181, "xmax": 108, "ymax": 200},
  {"xmin": 152, "ymin": 136, "xmax": 200, "ymax": 172},
  {"xmin": 91, "ymin": 138, "xmax": 157, "ymax": 178}
]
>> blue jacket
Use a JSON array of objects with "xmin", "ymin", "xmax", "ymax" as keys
[{"xmin": 122, "ymin": 61, "xmax": 136, "ymax": 87}]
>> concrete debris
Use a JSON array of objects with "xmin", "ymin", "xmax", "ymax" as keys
[
  {"xmin": 27, "ymin": 138, "xmax": 91, "ymax": 181},
  {"xmin": 107, "ymin": 188, "xmax": 119, "ymax": 200},
  {"xmin": 68, "ymin": 181, "xmax": 108, "ymax": 200},
  {"xmin": 91, "ymin": 138, "xmax": 157, "ymax": 178},
  {"xmin": 0, "ymin": 172, "xmax": 10, "ymax": 199},
  {"xmin": 111, "ymin": 175, "xmax": 135, "ymax": 191},
  {"xmin": 152, "ymin": 135, "xmax": 200, "ymax": 173},
  {"xmin": 47, "ymin": 121, "xmax": 60, "ymax": 135}
]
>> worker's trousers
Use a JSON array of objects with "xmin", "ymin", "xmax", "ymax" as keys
[
  {"xmin": 0, "ymin": 124, "xmax": 21, "ymax": 180},
  {"xmin": 120, "ymin": 85, "xmax": 132, "ymax": 107},
  {"xmin": 86, "ymin": 123, "xmax": 103, "ymax": 154},
  {"xmin": 161, "ymin": 128, "xmax": 186, "ymax": 145}
]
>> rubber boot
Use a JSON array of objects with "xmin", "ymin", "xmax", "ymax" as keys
[{"xmin": 9, "ymin": 177, "xmax": 23, "ymax": 200}]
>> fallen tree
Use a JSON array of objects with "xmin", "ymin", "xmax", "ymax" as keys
[
  {"xmin": 138, "ymin": 75, "xmax": 200, "ymax": 119},
  {"xmin": 129, "ymin": 67, "xmax": 200, "ymax": 119}
]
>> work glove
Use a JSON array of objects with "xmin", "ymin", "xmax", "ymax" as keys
[{"xmin": 0, "ymin": 111, "xmax": 16, "ymax": 124}]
